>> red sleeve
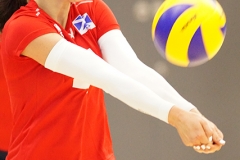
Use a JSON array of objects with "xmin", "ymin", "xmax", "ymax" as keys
[
  {"xmin": 93, "ymin": 0, "xmax": 120, "ymax": 39},
  {"xmin": 4, "ymin": 16, "xmax": 57, "ymax": 57},
  {"xmin": 0, "ymin": 65, "xmax": 12, "ymax": 151},
  {"xmin": 0, "ymin": 34, "xmax": 12, "ymax": 151}
]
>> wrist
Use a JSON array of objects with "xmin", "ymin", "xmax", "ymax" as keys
[
  {"xmin": 190, "ymin": 108, "xmax": 202, "ymax": 115},
  {"xmin": 168, "ymin": 106, "xmax": 185, "ymax": 127}
]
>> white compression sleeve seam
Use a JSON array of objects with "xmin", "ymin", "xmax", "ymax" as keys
[
  {"xmin": 98, "ymin": 29, "xmax": 196, "ymax": 111},
  {"xmin": 45, "ymin": 39, "xmax": 174, "ymax": 123}
]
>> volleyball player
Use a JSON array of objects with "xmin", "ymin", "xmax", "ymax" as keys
[{"xmin": 0, "ymin": 0, "xmax": 225, "ymax": 159}]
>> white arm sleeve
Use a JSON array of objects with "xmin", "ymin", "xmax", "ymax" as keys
[
  {"xmin": 98, "ymin": 29, "xmax": 196, "ymax": 111},
  {"xmin": 45, "ymin": 39, "xmax": 174, "ymax": 123}
]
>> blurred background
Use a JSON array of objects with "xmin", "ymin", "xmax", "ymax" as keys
[{"xmin": 103, "ymin": 0, "xmax": 240, "ymax": 159}]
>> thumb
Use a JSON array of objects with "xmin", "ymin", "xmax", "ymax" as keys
[{"xmin": 201, "ymin": 120, "xmax": 213, "ymax": 144}]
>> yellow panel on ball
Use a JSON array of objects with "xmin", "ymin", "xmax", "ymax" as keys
[
  {"xmin": 152, "ymin": 0, "xmax": 227, "ymax": 67},
  {"xmin": 201, "ymin": 1, "xmax": 226, "ymax": 59},
  {"xmin": 166, "ymin": 5, "xmax": 203, "ymax": 67}
]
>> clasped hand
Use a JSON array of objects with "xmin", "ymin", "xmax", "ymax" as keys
[{"xmin": 168, "ymin": 106, "xmax": 225, "ymax": 154}]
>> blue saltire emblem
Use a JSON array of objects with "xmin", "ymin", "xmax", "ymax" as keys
[{"xmin": 73, "ymin": 13, "xmax": 96, "ymax": 35}]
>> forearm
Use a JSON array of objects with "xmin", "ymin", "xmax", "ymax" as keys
[
  {"xmin": 128, "ymin": 61, "xmax": 195, "ymax": 111},
  {"xmin": 45, "ymin": 39, "xmax": 174, "ymax": 123},
  {"xmin": 99, "ymin": 29, "xmax": 196, "ymax": 111}
]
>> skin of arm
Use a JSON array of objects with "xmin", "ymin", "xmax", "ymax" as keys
[
  {"xmin": 22, "ymin": 33, "xmax": 225, "ymax": 154},
  {"xmin": 98, "ymin": 30, "xmax": 225, "ymax": 152},
  {"xmin": 98, "ymin": 30, "xmax": 195, "ymax": 112}
]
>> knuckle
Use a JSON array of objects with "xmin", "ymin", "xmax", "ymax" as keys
[
  {"xmin": 183, "ymin": 140, "xmax": 192, "ymax": 146},
  {"xmin": 194, "ymin": 133, "xmax": 205, "ymax": 141},
  {"xmin": 201, "ymin": 119, "xmax": 208, "ymax": 125}
]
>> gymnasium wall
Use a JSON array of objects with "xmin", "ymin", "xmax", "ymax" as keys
[{"xmin": 104, "ymin": 0, "xmax": 240, "ymax": 159}]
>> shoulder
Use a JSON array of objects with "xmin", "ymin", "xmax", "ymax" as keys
[
  {"xmin": 75, "ymin": 0, "xmax": 96, "ymax": 6},
  {"xmin": 74, "ymin": 0, "xmax": 107, "ymax": 10},
  {"xmin": 3, "ymin": 2, "xmax": 57, "ymax": 37},
  {"xmin": 4, "ymin": 14, "xmax": 54, "ymax": 44},
  {"xmin": 2, "ymin": 4, "xmax": 57, "ymax": 57},
  {"xmin": 5, "ymin": 5, "xmax": 52, "ymax": 33}
]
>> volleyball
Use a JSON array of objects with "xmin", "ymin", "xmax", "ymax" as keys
[{"xmin": 152, "ymin": 0, "xmax": 226, "ymax": 67}]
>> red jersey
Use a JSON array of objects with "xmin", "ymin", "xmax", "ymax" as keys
[
  {"xmin": 0, "ymin": 34, "xmax": 12, "ymax": 151},
  {"xmin": 1, "ymin": 0, "xmax": 119, "ymax": 159}
]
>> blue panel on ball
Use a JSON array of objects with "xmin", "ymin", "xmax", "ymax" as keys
[
  {"xmin": 154, "ymin": 4, "xmax": 192, "ymax": 58},
  {"xmin": 221, "ymin": 24, "xmax": 227, "ymax": 35},
  {"xmin": 188, "ymin": 27, "xmax": 208, "ymax": 67}
]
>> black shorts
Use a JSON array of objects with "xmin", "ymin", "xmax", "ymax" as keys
[{"xmin": 0, "ymin": 150, "xmax": 7, "ymax": 160}]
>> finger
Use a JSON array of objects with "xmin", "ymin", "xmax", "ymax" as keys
[
  {"xmin": 194, "ymin": 148, "xmax": 216, "ymax": 154},
  {"xmin": 193, "ymin": 146, "xmax": 210, "ymax": 154},
  {"xmin": 208, "ymin": 136, "xmax": 213, "ymax": 143},
  {"xmin": 213, "ymin": 134, "xmax": 225, "ymax": 145},
  {"xmin": 193, "ymin": 144, "xmax": 211, "ymax": 151},
  {"xmin": 199, "ymin": 120, "xmax": 212, "ymax": 144},
  {"xmin": 193, "ymin": 144, "xmax": 221, "ymax": 154},
  {"xmin": 202, "ymin": 119, "xmax": 213, "ymax": 139},
  {"xmin": 191, "ymin": 132, "xmax": 207, "ymax": 147},
  {"xmin": 215, "ymin": 127, "xmax": 225, "ymax": 145},
  {"xmin": 215, "ymin": 139, "xmax": 226, "ymax": 145},
  {"xmin": 215, "ymin": 126, "xmax": 224, "ymax": 138},
  {"xmin": 193, "ymin": 146, "xmax": 201, "ymax": 150},
  {"xmin": 193, "ymin": 146, "xmax": 205, "ymax": 153},
  {"xmin": 212, "ymin": 127, "xmax": 226, "ymax": 145},
  {"xmin": 205, "ymin": 120, "xmax": 225, "ymax": 145},
  {"xmin": 207, "ymin": 143, "xmax": 222, "ymax": 152}
]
